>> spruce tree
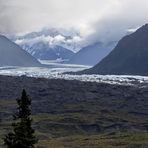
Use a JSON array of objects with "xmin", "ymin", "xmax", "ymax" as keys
[{"xmin": 4, "ymin": 89, "xmax": 37, "ymax": 148}]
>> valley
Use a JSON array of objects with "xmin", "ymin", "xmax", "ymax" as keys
[
  {"xmin": 1, "ymin": 1, "xmax": 148, "ymax": 147},
  {"xmin": 0, "ymin": 75, "xmax": 148, "ymax": 147}
]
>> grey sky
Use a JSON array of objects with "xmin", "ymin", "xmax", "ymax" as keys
[{"xmin": 0, "ymin": 0, "xmax": 148, "ymax": 43}]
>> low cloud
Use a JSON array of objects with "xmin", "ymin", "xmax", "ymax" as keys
[
  {"xmin": 15, "ymin": 34, "xmax": 83, "ymax": 52},
  {"xmin": 1, "ymin": 0, "xmax": 148, "ymax": 46}
]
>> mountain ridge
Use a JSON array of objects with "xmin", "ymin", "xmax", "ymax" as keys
[
  {"xmin": 67, "ymin": 42, "xmax": 116, "ymax": 66},
  {"xmin": 22, "ymin": 42, "xmax": 74, "ymax": 61},
  {"xmin": 81, "ymin": 24, "xmax": 148, "ymax": 76}
]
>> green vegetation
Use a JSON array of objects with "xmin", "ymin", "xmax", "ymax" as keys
[
  {"xmin": 37, "ymin": 132, "xmax": 148, "ymax": 148},
  {"xmin": 0, "ymin": 76, "xmax": 148, "ymax": 147},
  {"xmin": 3, "ymin": 90, "xmax": 37, "ymax": 148},
  {"xmin": 0, "ymin": 98, "xmax": 148, "ymax": 148}
]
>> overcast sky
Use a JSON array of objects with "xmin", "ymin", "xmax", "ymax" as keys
[{"xmin": 1, "ymin": 0, "xmax": 148, "ymax": 43}]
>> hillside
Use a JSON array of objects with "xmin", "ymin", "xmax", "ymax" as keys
[
  {"xmin": 83, "ymin": 24, "xmax": 148, "ymax": 75},
  {"xmin": 0, "ymin": 35, "xmax": 41, "ymax": 67},
  {"xmin": 68, "ymin": 42, "xmax": 116, "ymax": 66},
  {"xmin": 0, "ymin": 75, "xmax": 147, "ymax": 147}
]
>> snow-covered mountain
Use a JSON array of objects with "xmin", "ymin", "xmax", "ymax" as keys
[
  {"xmin": 21, "ymin": 42, "xmax": 74, "ymax": 61},
  {"xmin": 68, "ymin": 41, "xmax": 117, "ymax": 66},
  {"xmin": 0, "ymin": 35, "xmax": 41, "ymax": 67},
  {"xmin": 12, "ymin": 28, "xmax": 80, "ymax": 61},
  {"xmin": 11, "ymin": 28, "xmax": 119, "ymax": 63}
]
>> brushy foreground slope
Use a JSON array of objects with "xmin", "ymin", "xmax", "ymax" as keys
[{"xmin": 0, "ymin": 75, "xmax": 148, "ymax": 147}]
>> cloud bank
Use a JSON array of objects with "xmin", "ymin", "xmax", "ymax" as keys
[
  {"xmin": 15, "ymin": 34, "xmax": 82, "ymax": 52},
  {"xmin": 1, "ymin": 0, "xmax": 148, "ymax": 45}
]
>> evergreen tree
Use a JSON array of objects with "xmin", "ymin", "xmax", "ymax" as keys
[{"xmin": 4, "ymin": 89, "xmax": 37, "ymax": 148}]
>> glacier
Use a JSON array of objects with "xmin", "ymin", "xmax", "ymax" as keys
[{"xmin": 0, "ymin": 61, "xmax": 148, "ymax": 86}]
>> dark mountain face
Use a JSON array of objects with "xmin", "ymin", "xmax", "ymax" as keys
[
  {"xmin": 68, "ymin": 42, "xmax": 116, "ymax": 66},
  {"xmin": 83, "ymin": 24, "xmax": 148, "ymax": 76},
  {"xmin": 0, "ymin": 35, "xmax": 41, "ymax": 67}
]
